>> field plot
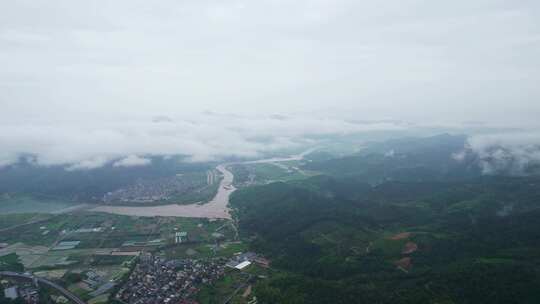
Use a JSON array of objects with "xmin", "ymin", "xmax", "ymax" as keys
[
  {"xmin": 164, "ymin": 242, "xmax": 248, "ymax": 260},
  {"xmin": 0, "ymin": 209, "xmax": 240, "ymax": 303},
  {"xmin": 230, "ymin": 162, "xmax": 310, "ymax": 187},
  {"xmin": 0, "ymin": 213, "xmax": 50, "ymax": 230},
  {"xmin": 0, "ymin": 194, "xmax": 80, "ymax": 214},
  {"xmin": 0, "ymin": 243, "xmax": 49, "ymax": 268},
  {"xmin": 1, "ymin": 212, "xmax": 234, "ymax": 261},
  {"xmin": 34, "ymin": 269, "xmax": 68, "ymax": 279},
  {"xmin": 197, "ymin": 264, "xmax": 270, "ymax": 304},
  {"xmin": 0, "ymin": 252, "xmax": 24, "ymax": 272}
]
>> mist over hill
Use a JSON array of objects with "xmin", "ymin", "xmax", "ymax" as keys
[
  {"xmin": 304, "ymin": 133, "xmax": 540, "ymax": 182},
  {"xmin": 2, "ymin": 131, "xmax": 539, "ymax": 204},
  {"xmin": 1, "ymin": 1, "xmax": 540, "ymax": 303}
]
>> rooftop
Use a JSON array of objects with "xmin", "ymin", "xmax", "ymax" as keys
[{"xmin": 235, "ymin": 261, "xmax": 251, "ymax": 270}]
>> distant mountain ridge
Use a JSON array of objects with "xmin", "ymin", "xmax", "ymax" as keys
[
  {"xmin": 303, "ymin": 134, "xmax": 480, "ymax": 182},
  {"xmin": 303, "ymin": 133, "xmax": 540, "ymax": 183}
]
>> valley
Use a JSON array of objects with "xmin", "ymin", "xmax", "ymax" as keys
[{"xmin": 2, "ymin": 135, "xmax": 540, "ymax": 304}]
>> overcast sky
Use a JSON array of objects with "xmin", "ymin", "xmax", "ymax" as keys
[{"xmin": 1, "ymin": 0, "xmax": 539, "ymax": 168}]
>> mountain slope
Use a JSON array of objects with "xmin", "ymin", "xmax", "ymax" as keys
[{"xmin": 230, "ymin": 175, "xmax": 540, "ymax": 304}]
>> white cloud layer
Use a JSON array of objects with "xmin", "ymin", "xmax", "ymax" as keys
[
  {"xmin": 113, "ymin": 155, "xmax": 152, "ymax": 168},
  {"xmin": 0, "ymin": 114, "xmax": 404, "ymax": 169},
  {"xmin": 467, "ymin": 132, "xmax": 540, "ymax": 175}
]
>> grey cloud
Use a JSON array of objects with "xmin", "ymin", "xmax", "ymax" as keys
[
  {"xmin": 0, "ymin": 0, "xmax": 539, "ymax": 166},
  {"xmin": 0, "ymin": 0, "xmax": 539, "ymax": 125}
]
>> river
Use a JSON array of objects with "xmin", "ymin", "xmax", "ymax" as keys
[{"xmin": 91, "ymin": 150, "xmax": 314, "ymax": 219}]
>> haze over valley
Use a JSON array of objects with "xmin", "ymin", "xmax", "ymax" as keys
[{"xmin": 1, "ymin": 1, "xmax": 540, "ymax": 304}]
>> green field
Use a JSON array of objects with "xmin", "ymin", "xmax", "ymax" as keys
[
  {"xmin": 0, "ymin": 212, "xmax": 234, "ymax": 263},
  {"xmin": 0, "ymin": 253, "xmax": 24, "ymax": 272},
  {"xmin": 0, "ymin": 194, "xmax": 77, "ymax": 214},
  {"xmin": 0, "ymin": 210, "xmax": 240, "ymax": 304},
  {"xmin": 164, "ymin": 242, "xmax": 248, "ymax": 260},
  {"xmin": 231, "ymin": 162, "xmax": 314, "ymax": 187},
  {"xmin": 197, "ymin": 264, "xmax": 276, "ymax": 304},
  {"xmin": 0, "ymin": 213, "xmax": 51, "ymax": 229}
]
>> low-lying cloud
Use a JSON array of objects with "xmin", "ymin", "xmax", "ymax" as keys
[
  {"xmin": 0, "ymin": 113, "xmax": 405, "ymax": 170},
  {"xmin": 466, "ymin": 132, "xmax": 540, "ymax": 175},
  {"xmin": 113, "ymin": 155, "xmax": 152, "ymax": 168},
  {"xmin": 3, "ymin": 111, "xmax": 539, "ymax": 173}
]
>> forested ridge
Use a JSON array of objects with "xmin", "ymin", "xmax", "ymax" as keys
[{"xmin": 230, "ymin": 134, "xmax": 540, "ymax": 304}]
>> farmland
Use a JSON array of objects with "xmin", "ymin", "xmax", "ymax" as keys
[
  {"xmin": 0, "ymin": 211, "xmax": 241, "ymax": 303},
  {"xmin": 0, "ymin": 194, "xmax": 80, "ymax": 214},
  {"xmin": 230, "ymin": 161, "xmax": 316, "ymax": 188}
]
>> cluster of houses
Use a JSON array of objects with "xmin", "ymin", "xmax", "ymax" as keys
[
  {"xmin": 103, "ymin": 175, "xmax": 202, "ymax": 204},
  {"xmin": 1, "ymin": 281, "xmax": 39, "ymax": 303},
  {"xmin": 115, "ymin": 254, "xmax": 226, "ymax": 304}
]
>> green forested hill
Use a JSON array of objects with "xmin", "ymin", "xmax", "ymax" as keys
[
  {"xmin": 302, "ymin": 134, "xmax": 482, "ymax": 182},
  {"xmin": 230, "ymin": 175, "xmax": 540, "ymax": 304}
]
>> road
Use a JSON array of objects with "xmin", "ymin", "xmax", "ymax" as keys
[{"xmin": 0, "ymin": 271, "xmax": 86, "ymax": 304}]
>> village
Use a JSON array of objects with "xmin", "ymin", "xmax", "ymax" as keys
[
  {"xmin": 1, "ymin": 211, "xmax": 268, "ymax": 304},
  {"xmin": 1, "ymin": 163, "xmax": 279, "ymax": 304},
  {"xmin": 102, "ymin": 171, "xmax": 218, "ymax": 205},
  {"xmin": 115, "ymin": 254, "xmax": 225, "ymax": 304},
  {"xmin": 115, "ymin": 251, "xmax": 268, "ymax": 304}
]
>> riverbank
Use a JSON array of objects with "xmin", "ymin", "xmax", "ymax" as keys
[
  {"xmin": 91, "ymin": 165, "xmax": 234, "ymax": 219},
  {"xmin": 91, "ymin": 150, "xmax": 313, "ymax": 219}
]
